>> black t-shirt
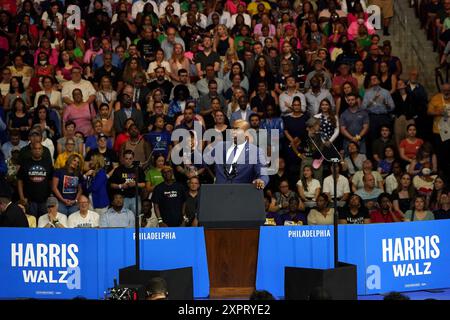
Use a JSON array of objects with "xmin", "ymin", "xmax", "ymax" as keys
[
  {"xmin": 195, "ymin": 50, "xmax": 221, "ymax": 71},
  {"xmin": 433, "ymin": 209, "xmax": 450, "ymax": 220},
  {"xmin": 137, "ymin": 38, "xmax": 161, "ymax": 60},
  {"xmin": 1, "ymin": 203, "xmax": 29, "ymax": 227},
  {"xmin": 17, "ymin": 157, "xmax": 53, "ymax": 202},
  {"xmin": 151, "ymin": 182, "xmax": 186, "ymax": 227},
  {"xmin": 94, "ymin": 65, "xmax": 122, "ymax": 89},
  {"xmin": 18, "ymin": 144, "xmax": 52, "ymax": 168},
  {"xmin": 184, "ymin": 192, "xmax": 199, "ymax": 224},
  {"xmin": 109, "ymin": 165, "xmax": 145, "ymax": 198},
  {"xmin": 85, "ymin": 148, "xmax": 118, "ymax": 173},
  {"xmin": 338, "ymin": 207, "xmax": 370, "ymax": 224},
  {"xmin": 147, "ymin": 80, "xmax": 174, "ymax": 103}
]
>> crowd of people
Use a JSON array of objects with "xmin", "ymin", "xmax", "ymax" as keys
[{"xmin": 0, "ymin": 0, "xmax": 449, "ymax": 229}]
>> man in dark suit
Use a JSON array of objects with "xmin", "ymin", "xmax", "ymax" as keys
[
  {"xmin": 204, "ymin": 119, "xmax": 269, "ymax": 188},
  {"xmin": 0, "ymin": 183, "xmax": 29, "ymax": 227},
  {"xmin": 114, "ymin": 93, "xmax": 145, "ymax": 134},
  {"xmin": 132, "ymin": 73, "xmax": 151, "ymax": 118}
]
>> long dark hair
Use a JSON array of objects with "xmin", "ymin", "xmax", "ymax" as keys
[
  {"xmin": 319, "ymin": 98, "xmax": 337, "ymax": 128},
  {"xmin": 32, "ymin": 104, "xmax": 51, "ymax": 124},
  {"xmin": 301, "ymin": 165, "xmax": 314, "ymax": 193},
  {"xmin": 9, "ymin": 76, "xmax": 25, "ymax": 94}
]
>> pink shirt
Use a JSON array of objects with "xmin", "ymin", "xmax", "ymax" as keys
[
  {"xmin": 225, "ymin": 0, "xmax": 246, "ymax": 15},
  {"xmin": 63, "ymin": 103, "xmax": 96, "ymax": 137}
]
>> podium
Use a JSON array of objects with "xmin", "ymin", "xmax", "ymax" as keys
[{"xmin": 199, "ymin": 184, "xmax": 265, "ymax": 298}]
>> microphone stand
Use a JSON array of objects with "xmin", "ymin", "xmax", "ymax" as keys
[
  {"xmin": 309, "ymin": 135, "xmax": 342, "ymax": 268},
  {"xmin": 133, "ymin": 161, "xmax": 141, "ymax": 270}
]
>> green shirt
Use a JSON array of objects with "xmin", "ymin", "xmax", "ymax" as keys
[
  {"xmin": 404, "ymin": 210, "xmax": 435, "ymax": 221},
  {"xmin": 145, "ymin": 167, "xmax": 164, "ymax": 188}
]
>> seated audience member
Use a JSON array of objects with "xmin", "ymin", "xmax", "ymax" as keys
[
  {"xmin": 413, "ymin": 166, "xmax": 437, "ymax": 198},
  {"xmin": 391, "ymin": 173, "xmax": 416, "ymax": 216},
  {"xmin": 404, "ymin": 195, "xmax": 434, "ymax": 222},
  {"xmin": 140, "ymin": 199, "xmax": 158, "ymax": 228},
  {"xmin": 355, "ymin": 173, "xmax": 383, "ymax": 210},
  {"xmin": 429, "ymin": 177, "xmax": 447, "ymax": 211},
  {"xmin": 67, "ymin": 195, "xmax": 100, "ymax": 228},
  {"xmin": 271, "ymin": 180, "xmax": 303, "ymax": 215},
  {"xmin": 377, "ymin": 146, "xmax": 397, "ymax": 177},
  {"xmin": 338, "ymin": 194, "xmax": 371, "ymax": 224},
  {"xmin": 99, "ymin": 194, "xmax": 135, "ymax": 228},
  {"xmin": 407, "ymin": 142, "xmax": 437, "ymax": 177},
  {"xmin": 297, "ymin": 165, "xmax": 321, "ymax": 207},
  {"xmin": 277, "ymin": 197, "xmax": 307, "ymax": 226},
  {"xmin": 370, "ymin": 193, "xmax": 403, "ymax": 223},
  {"xmin": 384, "ymin": 161, "xmax": 404, "ymax": 194},
  {"xmin": 351, "ymin": 159, "xmax": 384, "ymax": 192},
  {"xmin": 372, "ymin": 125, "xmax": 396, "ymax": 164},
  {"xmin": 37, "ymin": 196, "xmax": 68, "ymax": 228},
  {"xmin": 307, "ymin": 193, "xmax": 335, "ymax": 225},
  {"xmin": 264, "ymin": 194, "xmax": 278, "ymax": 226},
  {"xmin": 433, "ymin": 191, "xmax": 450, "ymax": 220},
  {"xmin": 343, "ymin": 141, "xmax": 366, "ymax": 176},
  {"xmin": 323, "ymin": 164, "xmax": 351, "ymax": 206}
]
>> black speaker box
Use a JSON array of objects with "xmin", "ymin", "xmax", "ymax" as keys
[
  {"xmin": 119, "ymin": 266, "xmax": 194, "ymax": 300},
  {"xmin": 284, "ymin": 262, "xmax": 357, "ymax": 300}
]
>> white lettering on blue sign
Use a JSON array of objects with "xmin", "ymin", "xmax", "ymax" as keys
[
  {"xmin": 366, "ymin": 265, "xmax": 381, "ymax": 290},
  {"xmin": 381, "ymin": 236, "xmax": 440, "ymax": 278},
  {"xmin": 11, "ymin": 243, "xmax": 81, "ymax": 290},
  {"xmin": 287, "ymin": 229, "xmax": 331, "ymax": 238}
]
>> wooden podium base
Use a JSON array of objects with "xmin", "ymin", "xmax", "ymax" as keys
[{"xmin": 205, "ymin": 228, "xmax": 260, "ymax": 299}]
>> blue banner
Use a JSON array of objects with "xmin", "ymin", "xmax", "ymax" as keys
[
  {"xmin": 257, "ymin": 221, "xmax": 450, "ymax": 296},
  {"xmin": 256, "ymin": 226, "xmax": 334, "ymax": 297},
  {"xmin": 0, "ymin": 228, "xmax": 209, "ymax": 299},
  {"xmin": 361, "ymin": 220, "xmax": 450, "ymax": 295},
  {"xmin": 0, "ymin": 228, "xmax": 99, "ymax": 299}
]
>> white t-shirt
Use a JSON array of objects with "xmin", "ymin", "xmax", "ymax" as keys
[
  {"xmin": 68, "ymin": 210, "xmax": 100, "ymax": 228},
  {"xmin": 38, "ymin": 212, "xmax": 68, "ymax": 228},
  {"xmin": 296, "ymin": 178, "xmax": 321, "ymax": 200},
  {"xmin": 323, "ymin": 174, "xmax": 350, "ymax": 199},
  {"xmin": 61, "ymin": 79, "xmax": 96, "ymax": 102}
]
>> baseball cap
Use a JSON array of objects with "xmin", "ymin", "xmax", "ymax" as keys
[{"xmin": 47, "ymin": 196, "xmax": 58, "ymax": 207}]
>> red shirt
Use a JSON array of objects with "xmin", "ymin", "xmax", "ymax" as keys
[
  {"xmin": 370, "ymin": 210, "xmax": 403, "ymax": 223},
  {"xmin": 399, "ymin": 138, "xmax": 424, "ymax": 160},
  {"xmin": 113, "ymin": 132, "xmax": 130, "ymax": 153}
]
